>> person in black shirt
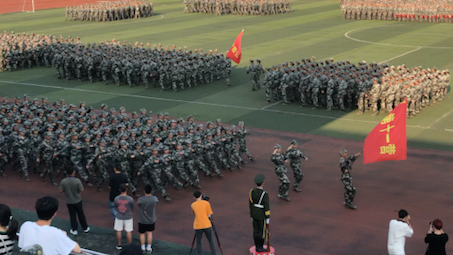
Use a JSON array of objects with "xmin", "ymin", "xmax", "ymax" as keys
[
  {"xmin": 425, "ymin": 219, "xmax": 448, "ymax": 255},
  {"xmin": 109, "ymin": 165, "xmax": 128, "ymax": 219}
]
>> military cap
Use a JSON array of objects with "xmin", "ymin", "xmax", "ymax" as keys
[
  {"xmin": 216, "ymin": 119, "xmax": 221, "ymax": 123},
  {"xmin": 44, "ymin": 131, "xmax": 53, "ymax": 137},
  {"xmin": 254, "ymin": 174, "xmax": 265, "ymax": 185},
  {"xmin": 274, "ymin": 144, "xmax": 281, "ymax": 149},
  {"xmin": 250, "ymin": 59, "xmax": 254, "ymax": 62},
  {"xmin": 140, "ymin": 108, "xmax": 146, "ymax": 112},
  {"xmin": 130, "ymin": 129, "xmax": 137, "ymax": 134},
  {"xmin": 206, "ymin": 121, "xmax": 213, "ymax": 125},
  {"xmin": 144, "ymin": 138, "xmax": 152, "ymax": 144},
  {"xmin": 3, "ymin": 96, "xmax": 8, "ymax": 100},
  {"xmin": 164, "ymin": 112, "xmax": 169, "ymax": 116},
  {"xmin": 33, "ymin": 98, "xmax": 38, "ymax": 102},
  {"xmin": 187, "ymin": 114, "xmax": 194, "ymax": 119},
  {"xmin": 24, "ymin": 94, "xmax": 29, "ymax": 98},
  {"xmin": 163, "ymin": 146, "xmax": 169, "ymax": 151},
  {"xmin": 230, "ymin": 125, "xmax": 236, "ymax": 129},
  {"xmin": 18, "ymin": 128, "xmax": 26, "ymax": 134},
  {"xmin": 257, "ymin": 59, "xmax": 261, "ymax": 62},
  {"xmin": 178, "ymin": 118, "xmax": 184, "ymax": 122},
  {"xmin": 224, "ymin": 126, "xmax": 230, "ymax": 131},
  {"xmin": 291, "ymin": 140, "xmax": 298, "ymax": 145},
  {"xmin": 238, "ymin": 121, "xmax": 244, "ymax": 126},
  {"xmin": 60, "ymin": 99, "xmax": 65, "ymax": 102},
  {"xmin": 194, "ymin": 136, "xmax": 201, "ymax": 141},
  {"xmin": 186, "ymin": 140, "xmax": 192, "ymax": 144},
  {"xmin": 70, "ymin": 132, "xmax": 78, "ymax": 137},
  {"xmin": 120, "ymin": 141, "xmax": 128, "ymax": 146},
  {"xmin": 101, "ymin": 103, "xmax": 107, "ymax": 108},
  {"xmin": 339, "ymin": 149, "xmax": 347, "ymax": 155},
  {"xmin": 197, "ymin": 124, "xmax": 203, "ymax": 128}
]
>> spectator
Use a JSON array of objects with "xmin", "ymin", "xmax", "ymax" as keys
[
  {"xmin": 191, "ymin": 190, "xmax": 217, "ymax": 255},
  {"xmin": 138, "ymin": 184, "xmax": 158, "ymax": 253},
  {"xmin": 425, "ymin": 219, "xmax": 448, "ymax": 255},
  {"xmin": 114, "ymin": 183, "xmax": 135, "ymax": 250},
  {"xmin": 18, "ymin": 196, "xmax": 82, "ymax": 255},
  {"xmin": 0, "ymin": 204, "xmax": 18, "ymax": 255},
  {"xmin": 388, "ymin": 209, "xmax": 414, "ymax": 255},
  {"xmin": 109, "ymin": 165, "xmax": 128, "ymax": 219},
  {"xmin": 59, "ymin": 168, "xmax": 90, "ymax": 236}
]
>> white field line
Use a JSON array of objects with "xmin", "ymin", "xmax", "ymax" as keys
[
  {"xmin": 261, "ymin": 100, "xmax": 283, "ymax": 110},
  {"xmin": 0, "ymin": 79, "xmax": 436, "ymax": 130},
  {"xmin": 428, "ymin": 107, "xmax": 453, "ymax": 128},
  {"xmin": 344, "ymin": 28, "xmax": 453, "ymax": 50},
  {"xmin": 378, "ymin": 47, "xmax": 422, "ymax": 65}
]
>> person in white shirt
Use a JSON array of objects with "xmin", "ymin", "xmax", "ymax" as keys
[
  {"xmin": 387, "ymin": 209, "xmax": 414, "ymax": 255},
  {"xmin": 18, "ymin": 196, "xmax": 82, "ymax": 255}
]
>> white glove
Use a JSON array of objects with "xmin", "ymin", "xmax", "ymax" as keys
[{"xmin": 266, "ymin": 219, "xmax": 270, "ymax": 224}]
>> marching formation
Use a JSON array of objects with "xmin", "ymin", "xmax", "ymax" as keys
[
  {"xmin": 340, "ymin": 0, "xmax": 453, "ymax": 23},
  {"xmin": 0, "ymin": 95, "xmax": 254, "ymax": 202},
  {"xmin": 184, "ymin": 0, "xmax": 292, "ymax": 15},
  {"xmin": 66, "ymin": 0, "xmax": 154, "ymax": 22},
  {"xmin": 250, "ymin": 57, "xmax": 449, "ymax": 117},
  {"xmin": 0, "ymin": 31, "xmax": 232, "ymax": 90},
  {"xmin": 271, "ymin": 140, "xmax": 308, "ymax": 202},
  {"xmin": 0, "ymin": 32, "xmax": 81, "ymax": 72}
]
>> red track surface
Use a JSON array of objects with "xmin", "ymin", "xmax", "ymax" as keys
[
  {"xmin": 2, "ymin": 126, "xmax": 453, "ymax": 254},
  {"xmin": 0, "ymin": 0, "xmax": 115, "ymax": 14}
]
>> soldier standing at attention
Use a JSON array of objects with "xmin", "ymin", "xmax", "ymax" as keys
[
  {"xmin": 339, "ymin": 149, "xmax": 361, "ymax": 210},
  {"xmin": 271, "ymin": 144, "xmax": 290, "ymax": 202},
  {"xmin": 247, "ymin": 59, "xmax": 257, "ymax": 91},
  {"xmin": 285, "ymin": 140, "xmax": 308, "ymax": 192},
  {"xmin": 249, "ymin": 174, "xmax": 270, "ymax": 253}
]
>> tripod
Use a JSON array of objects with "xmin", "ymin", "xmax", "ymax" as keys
[{"xmin": 189, "ymin": 218, "xmax": 224, "ymax": 255}]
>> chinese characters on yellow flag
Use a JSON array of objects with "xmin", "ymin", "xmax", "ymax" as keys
[
  {"xmin": 226, "ymin": 30, "xmax": 244, "ymax": 64},
  {"xmin": 363, "ymin": 100, "xmax": 407, "ymax": 164}
]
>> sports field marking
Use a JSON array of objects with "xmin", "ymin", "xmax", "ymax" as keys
[
  {"xmin": 0, "ymin": 79, "xmax": 438, "ymax": 130},
  {"xmin": 260, "ymin": 100, "xmax": 283, "ymax": 110},
  {"xmin": 378, "ymin": 47, "xmax": 422, "ymax": 65},
  {"xmin": 344, "ymin": 28, "xmax": 453, "ymax": 50},
  {"xmin": 428, "ymin": 107, "xmax": 453, "ymax": 128}
]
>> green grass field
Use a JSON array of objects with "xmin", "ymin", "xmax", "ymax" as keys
[{"xmin": 1, "ymin": 0, "xmax": 453, "ymax": 151}]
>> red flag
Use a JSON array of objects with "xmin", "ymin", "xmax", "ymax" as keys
[
  {"xmin": 226, "ymin": 30, "xmax": 244, "ymax": 64},
  {"xmin": 363, "ymin": 100, "xmax": 407, "ymax": 164}
]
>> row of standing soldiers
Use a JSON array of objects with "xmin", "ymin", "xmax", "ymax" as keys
[
  {"xmin": 0, "ymin": 96, "xmax": 254, "ymax": 201},
  {"xmin": 359, "ymin": 66, "xmax": 449, "ymax": 118},
  {"xmin": 248, "ymin": 58, "xmax": 450, "ymax": 116},
  {"xmin": 184, "ymin": 0, "xmax": 292, "ymax": 15},
  {"xmin": 66, "ymin": 0, "xmax": 154, "ymax": 22},
  {"xmin": 0, "ymin": 31, "xmax": 232, "ymax": 90},
  {"xmin": 0, "ymin": 32, "xmax": 82, "ymax": 72},
  {"xmin": 341, "ymin": 0, "xmax": 453, "ymax": 23}
]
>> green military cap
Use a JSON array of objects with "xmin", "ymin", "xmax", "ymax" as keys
[
  {"xmin": 238, "ymin": 121, "xmax": 244, "ymax": 126},
  {"xmin": 140, "ymin": 108, "xmax": 146, "ymax": 112},
  {"xmin": 3, "ymin": 96, "xmax": 8, "ymax": 100},
  {"xmin": 197, "ymin": 124, "xmax": 203, "ymax": 128},
  {"xmin": 254, "ymin": 174, "xmax": 265, "ymax": 184},
  {"xmin": 164, "ymin": 112, "xmax": 169, "ymax": 116},
  {"xmin": 119, "ymin": 106, "xmax": 125, "ymax": 111},
  {"xmin": 224, "ymin": 126, "xmax": 229, "ymax": 131},
  {"xmin": 144, "ymin": 138, "xmax": 152, "ymax": 144},
  {"xmin": 206, "ymin": 121, "xmax": 212, "ymax": 125},
  {"xmin": 178, "ymin": 118, "xmax": 184, "ymax": 122},
  {"xmin": 60, "ymin": 99, "xmax": 65, "ymax": 102},
  {"xmin": 230, "ymin": 125, "xmax": 236, "ymax": 129},
  {"xmin": 291, "ymin": 140, "xmax": 298, "ymax": 145},
  {"xmin": 157, "ymin": 112, "xmax": 163, "ymax": 116},
  {"xmin": 33, "ymin": 98, "xmax": 38, "ymax": 101},
  {"xmin": 24, "ymin": 94, "xmax": 29, "ymax": 98},
  {"xmin": 339, "ymin": 149, "xmax": 347, "ymax": 155},
  {"xmin": 70, "ymin": 132, "xmax": 78, "ymax": 137},
  {"xmin": 187, "ymin": 114, "xmax": 194, "ymax": 119},
  {"xmin": 194, "ymin": 136, "xmax": 201, "ymax": 141},
  {"xmin": 274, "ymin": 144, "xmax": 281, "ymax": 149},
  {"xmin": 216, "ymin": 118, "xmax": 221, "ymax": 123}
]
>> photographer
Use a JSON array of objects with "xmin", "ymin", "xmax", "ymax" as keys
[
  {"xmin": 191, "ymin": 191, "xmax": 216, "ymax": 255},
  {"xmin": 387, "ymin": 209, "xmax": 413, "ymax": 255},
  {"xmin": 425, "ymin": 219, "xmax": 448, "ymax": 255}
]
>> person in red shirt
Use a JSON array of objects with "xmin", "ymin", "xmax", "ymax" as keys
[{"xmin": 191, "ymin": 191, "xmax": 216, "ymax": 255}]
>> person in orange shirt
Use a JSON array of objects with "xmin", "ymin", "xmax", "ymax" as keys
[{"xmin": 191, "ymin": 191, "xmax": 217, "ymax": 255}]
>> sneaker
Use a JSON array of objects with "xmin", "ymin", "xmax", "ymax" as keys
[
  {"xmin": 69, "ymin": 229, "xmax": 78, "ymax": 236},
  {"xmin": 345, "ymin": 203, "xmax": 357, "ymax": 210},
  {"xmin": 164, "ymin": 195, "xmax": 172, "ymax": 202},
  {"xmin": 84, "ymin": 227, "xmax": 90, "ymax": 233},
  {"xmin": 146, "ymin": 247, "xmax": 153, "ymax": 253},
  {"xmin": 116, "ymin": 245, "xmax": 122, "ymax": 250},
  {"xmin": 278, "ymin": 195, "xmax": 291, "ymax": 202},
  {"xmin": 294, "ymin": 187, "xmax": 302, "ymax": 193}
]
